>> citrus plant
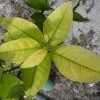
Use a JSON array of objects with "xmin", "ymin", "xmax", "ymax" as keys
[{"xmin": 0, "ymin": 1, "xmax": 100, "ymax": 99}]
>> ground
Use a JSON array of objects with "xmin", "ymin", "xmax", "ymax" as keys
[{"xmin": 0, "ymin": 0, "xmax": 100, "ymax": 100}]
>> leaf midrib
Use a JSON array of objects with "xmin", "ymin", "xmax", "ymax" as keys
[
  {"xmin": 48, "ymin": 3, "xmax": 68, "ymax": 44},
  {"xmin": 0, "ymin": 48, "xmax": 40, "ymax": 53},
  {"xmin": 5, "ymin": 20, "xmax": 39, "ymax": 42},
  {"xmin": 54, "ymin": 52, "xmax": 100, "ymax": 73}
]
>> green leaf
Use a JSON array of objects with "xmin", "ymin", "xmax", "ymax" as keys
[
  {"xmin": 3, "ymin": 32, "xmax": 14, "ymax": 42},
  {"xmin": 7, "ymin": 98, "xmax": 19, "ymax": 100},
  {"xmin": 21, "ymin": 55, "xmax": 51, "ymax": 99},
  {"xmin": 43, "ymin": 1, "xmax": 73, "ymax": 46},
  {"xmin": 51, "ymin": 45, "xmax": 100, "ymax": 83},
  {"xmin": 0, "ymin": 38, "xmax": 41, "ymax": 63},
  {"xmin": 3, "ymin": 17, "xmax": 44, "ymax": 42},
  {"xmin": 31, "ymin": 12, "xmax": 46, "ymax": 32},
  {"xmin": 0, "ymin": 67, "xmax": 3, "ymax": 78},
  {"xmin": 25, "ymin": 0, "xmax": 51, "ymax": 11},
  {"xmin": 0, "ymin": 16, "xmax": 3, "ymax": 24},
  {"xmin": 0, "ymin": 74, "xmax": 23, "ymax": 100},
  {"xmin": 21, "ymin": 48, "xmax": 47, "ymax": 68},
  {"xmin": 7, "ymin": 83, "xmax": 23, "ymax": 99},
  {"xmin": 73, "ymin": 12, "xmax": 89, "ymax": 22}
]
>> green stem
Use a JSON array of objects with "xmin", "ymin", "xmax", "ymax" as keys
[{"xmin": 73, "ymin": 0, "xmax": 81, "ymax": 11}]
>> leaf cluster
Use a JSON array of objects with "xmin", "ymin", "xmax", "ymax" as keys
[
  {"xmin": 25, "ymin": 0, "xmax": 89, "ymax": 32},
  {"xmin": 0, "ymin": 1, "xmax": 99, "ymax": 99}
]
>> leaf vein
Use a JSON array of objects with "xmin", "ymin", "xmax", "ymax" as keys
[
  {"xmin": 48, "ymin": 6, "xmax": 68, "ymax": 43},
  {"xmin": 54, "ymin": 52, "xmax": 100, "ymax": 73},
  {"xmin": 5, "ymin": 20, "xmax": 39, "ymax": 42}
]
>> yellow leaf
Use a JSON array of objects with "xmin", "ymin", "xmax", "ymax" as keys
[
  {"xmin": 43, "ymin": 1, "xmax": 73, "ymax": 46},
  {"xmin": 21, "ymin": 48, "xmax": 47, "ymax": 68},
  {"xmin": 51, "ymin": 45, "xmax": 100, "ymax": 83}
]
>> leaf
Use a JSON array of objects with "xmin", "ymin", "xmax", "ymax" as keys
[
  {"xmin": 0, "ymin": 74, "xmax": 23, "ymax": 100},
  {"xmin": 51, "ymin": 45, "xmax": 100, "ymax": 83},
  {"xmin": 73, "ymin": 12, "xmax": 89, "ymax": 22},
  {"xmin": 3, "ymin": 32, "xmax": 14, "ymax": 42},
  {"xmin": 3, "ymin": 17, "xmax": 44, "ymax": 42},
  {"xmin": 0, "ymin": 67, "xmax": 3, "ymax": 78},
  {"xmin": 21, "ymin": 55, "xmax": 51, "ymax": 99},
  {"xmin": 21, "ymin": 48, "xmax": 47, "ymax": 68},
  {"xmin": 31, "ymin": 12, "xmax": 46, "ymax": 32},
  {"xmin": 25, "ymin": 0, "xmax": 51, "ymax": 11},
  {"xmin": 0, "ymin": 38, "xmax": 41, "ymax": 63},
  {"xmin": 0, "ymin": 16, "xmax": 3, "ymax": 24},
  {"xmin": 43, "ymin": 1, "xmax": 73, "ymax": 46},
  {"xmin": 7, "ymin": 83, "xmax": 23, "ymax": 99}
]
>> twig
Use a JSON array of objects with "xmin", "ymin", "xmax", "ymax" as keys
[
  {"xmin": 73, "ymin": 0, "xmax": 81, "ymax": 11},
  {"xmin": 3, "ymin": 66, "xmax": 20, "ymax": 74}
]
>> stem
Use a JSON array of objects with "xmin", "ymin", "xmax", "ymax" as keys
[
  {"xmin": 73, "ymin": 0, "xmax": 81, "ymax": 11},
  {"xmin": 41, "ymin": 11, "xmax": 44, "ymax": 14},
  {"xmin": 3, "ymin": 66, "xmax": 20, "ymax": 74}
]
